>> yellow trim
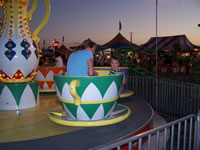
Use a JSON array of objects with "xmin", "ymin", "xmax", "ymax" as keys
[
  {"xmin": 37, "ymin": 79, "xmax": 54, "ymax": 82},
  {"xmin": 39, "ymin": 89, "xmax": 56, "ymax": 93},
  {"xmin": 5, "ymin": 2, "xmax": 10, "ymax": 33},
  {"xmin": 59, "ymin": 97, "xmax": 118, "ymax": 104},
  {"xmin": 37, "ymin": 66, "xmax": 66, "ymax": 69},
  {"xmin": 55, "ymin": 72, "xmax": 123, "ymax": 78},
  {"xmin": 48, "ymin": 104, "xmax": 131, "ymax": 127},
  {"xmin": 13, "ymin": 2, "xmax": 18, "ymax": 35},
  {"xmin": 94, "ymin": 67, "xmax": 129, "ymax": 69},
  {"xmin": 120, "ymin": 91, "xmax": 134, "ymax": 98},
  {"xmin": 0, "ymin": 77, "xmax": 34, "ymax": 83}
]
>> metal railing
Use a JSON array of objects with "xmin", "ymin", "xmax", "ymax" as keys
[
  {"xmin": 90, "ymin": 76, "xmax": 200, "ymax": 150},
  {"xmin": 125, "ymin": 76, "xmax": 200, "ymax": 119},
  {"xmin": 91, "ymin": 114, "xmax": 198, "ymax": 150}
]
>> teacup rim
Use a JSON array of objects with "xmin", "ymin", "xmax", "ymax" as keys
[
  {"xmin": 94, "ymin": 66, "xmax": 129, "ymax": 69},
  {"xmin": 54, "ymin": 73, "xmax": 123, "ymax": 78}
]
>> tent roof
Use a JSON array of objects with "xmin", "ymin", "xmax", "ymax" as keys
[
  {"xmin": 142, "ymin": 34, "xmax": 199, "ymax": 51},
  {"xmin": 98, "ymin": 32, "xmax": 139, "ymax": 50}
]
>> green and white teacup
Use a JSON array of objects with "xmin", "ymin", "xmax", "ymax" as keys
[{"xmin": 54, "ymin": 71, "xmax": 123, "ymax": 121}]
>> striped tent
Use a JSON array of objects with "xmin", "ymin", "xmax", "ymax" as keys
[{"xmin": 142, "ymin": 34, "xmax": 199, "ymax": 51}]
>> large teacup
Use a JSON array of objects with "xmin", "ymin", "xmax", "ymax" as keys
[{"xmin": 54, "ymin": 71, "xmax": 123, "ymax": 121}]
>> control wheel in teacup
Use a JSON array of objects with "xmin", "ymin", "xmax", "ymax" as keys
[{"xmin": 48, "ymin": 70, "xmax": 131, "ymax": 127}]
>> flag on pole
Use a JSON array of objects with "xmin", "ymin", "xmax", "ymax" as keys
[
  {"xmin": 62, "ymin": 36, "xmax": 64, "ymax": 43},
  {"xmin": 119, "ymin": 21, "xmax": 122, "ymax": 31}
]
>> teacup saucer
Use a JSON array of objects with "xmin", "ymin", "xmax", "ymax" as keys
[
  {"xmin": 120, "ymin": 89, "xmax": 134, "ymax": 98},
  {"xmin": 48, "ymin": 104, "xmax": 131, "ymax": 127}
]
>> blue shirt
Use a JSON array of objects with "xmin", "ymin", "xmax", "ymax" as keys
[{"xmin": 67, "ymin": 50, "xmax": 93, "ymax": 76}]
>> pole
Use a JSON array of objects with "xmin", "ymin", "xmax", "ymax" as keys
[
  {"xmin": 129, "ymin": 32, "xmax": 133, "ymax": 43},
  {"xmin": 155, "ymin": 0, "xmax": 158, "ymax": 110},
  {"xmin": 156, "ymin": 0, "xmax": 158, "ymax": 79}
]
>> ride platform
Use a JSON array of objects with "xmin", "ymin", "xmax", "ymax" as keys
[{"xmin": 0, "ymin": 94, "xmax": 154, "ymax": 150}]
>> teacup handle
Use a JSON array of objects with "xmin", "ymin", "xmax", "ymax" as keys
[{"xmin": 69, "ymin": 80, "xmax": 81, "ymax": 106}]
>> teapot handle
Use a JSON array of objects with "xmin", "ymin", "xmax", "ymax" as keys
[
  {"xmin": 27, "ymin": 0, "xmax": 51, "ymax": 42},
  {"xmin": 27, "ymin": 0, "xmax": 39, "ymax": 21}
]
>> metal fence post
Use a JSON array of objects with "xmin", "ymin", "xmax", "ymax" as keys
[{"xmin": 196, "ymin": 110, "xmax": 200, "ymax": 150}]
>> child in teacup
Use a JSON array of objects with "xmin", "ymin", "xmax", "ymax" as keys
[{"xmin": 109, "ymin": 56, "xmax": 121, "ymax": 75}]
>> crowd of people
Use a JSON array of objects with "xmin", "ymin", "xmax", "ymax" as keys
[{"xmin": 38, "ymin": 38, "xmax": 199, "ymax": 76}]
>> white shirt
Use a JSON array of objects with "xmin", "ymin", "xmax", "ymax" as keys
[{"xmin": 56, "ymin": 56, "xmax": 64, "ymax": 66}]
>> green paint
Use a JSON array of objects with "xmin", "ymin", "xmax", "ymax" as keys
[
  {"xmin": 90, "ymin": 77, "xmax": 113, "ymax": 98},
  {"xmin": 0, "ymin": 84, "xmax": 5, "ymax": 95},
  {"xmin": 29, "ymin": 81, "xmax": 39, "ymax": 103},
  {"xmin": 81, "ymin": 104, "xmax": 101, "ymax": 119},
  {"xmin": 64, "ymin": 103, "xmax": 78, "ymax": 118},
  {"xmin": 54, "ymin": 75, "xmax": 123, "ymax": 98},
  {"xmin": 54, "ymin": 76, "xmax": 68, "ymax": 95},
  {"xmin": 7, "ymin": 83, "xmax": 27, "ymax": 106},
  {"xmin": 103, "ymin": 101, "xmax": 116, "ymax": 116},
  {"xmin": 113, "ymin": 104, "xmax": 125, "ymax": 111},
  {"xmin": 112, "ymin": 75, "xmax": 123, "ymax": 94}
]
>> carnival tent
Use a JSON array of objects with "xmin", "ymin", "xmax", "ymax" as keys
[
  {"xmin": 142, "ymin": 34, "xmax": 199, "ymax": 51},
  {"xmin": 97, "ymin": 32, "xmax": 139, "ymax": 50}
]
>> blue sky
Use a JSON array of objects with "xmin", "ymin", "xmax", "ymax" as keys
[{"xmin": 29, "ymin": 0, "xmax": 200, "ymax": 47}]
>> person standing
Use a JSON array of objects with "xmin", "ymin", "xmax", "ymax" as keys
[{"xmin": 55, "ymin": 51, "xmax": 64, "ymax": 66}]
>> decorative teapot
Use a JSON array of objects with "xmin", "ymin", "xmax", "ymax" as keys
[{"xmin": 0, "ymin": 0, "xmax": 51, "ymax": 83}]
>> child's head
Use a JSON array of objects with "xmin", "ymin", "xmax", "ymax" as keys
[{"xmin": 110, "ymin": 56, "xmax": 120, "ymax": 70}]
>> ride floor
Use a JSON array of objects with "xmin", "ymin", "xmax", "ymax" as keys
[{"xmin": 0, "ymin": 94, "xmax": 166, "ymax": 150}]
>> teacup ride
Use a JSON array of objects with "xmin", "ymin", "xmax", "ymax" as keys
[
  {"xmin": 48, "ymin": 70, "xmax": 131, "ymax": 127},
  {"xmin": 94, "ymin": 67, "xmax": 133, "ymax": 98},
  {"xmin": 36, "ymin": 66, "xmax": 66, "ymax": 92},
  {"xmin": 0, "ymin": 81, "xmax": 39, "ymax": 112}
]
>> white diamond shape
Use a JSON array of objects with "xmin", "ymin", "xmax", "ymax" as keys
[
  {"xmin": 91, "ymin": 104, "xmax": 104, "ymax": 120},
  {"xmin": 103, "ymin": 81, "xmax": 118, "ymax": 100},
  {"xmin": 81, "ymin": 83, "xmax": 102, "ymax": 101},
  {"xmin": 62, "ymin": 83, "xmax": 73, "ymax": 100},
  {"xmin": 43, "ymin": 82, "xmax": 49, "ymax": 89},
  {"xmin": 0, "ymin": 86, "xmax": 17, "ymax": 110},
  {"xmin": 19, "ymin": 85, "xmax": 36, "ymax": 109},
  {"xmin": 35, "ymin": 70, "xmax": 44, "ymax": 80},
  {"xmin": 46, "ymin": 70, "xmax": 54, "ymax": 79},
  {"xmin": 77, "ymin": 106, "xmax": 90, "ymax": 120}
]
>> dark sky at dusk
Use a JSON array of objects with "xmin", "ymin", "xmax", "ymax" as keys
[{"xmin": 29, "ymin": 0, "xmax": 200, "ymax": 47}]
